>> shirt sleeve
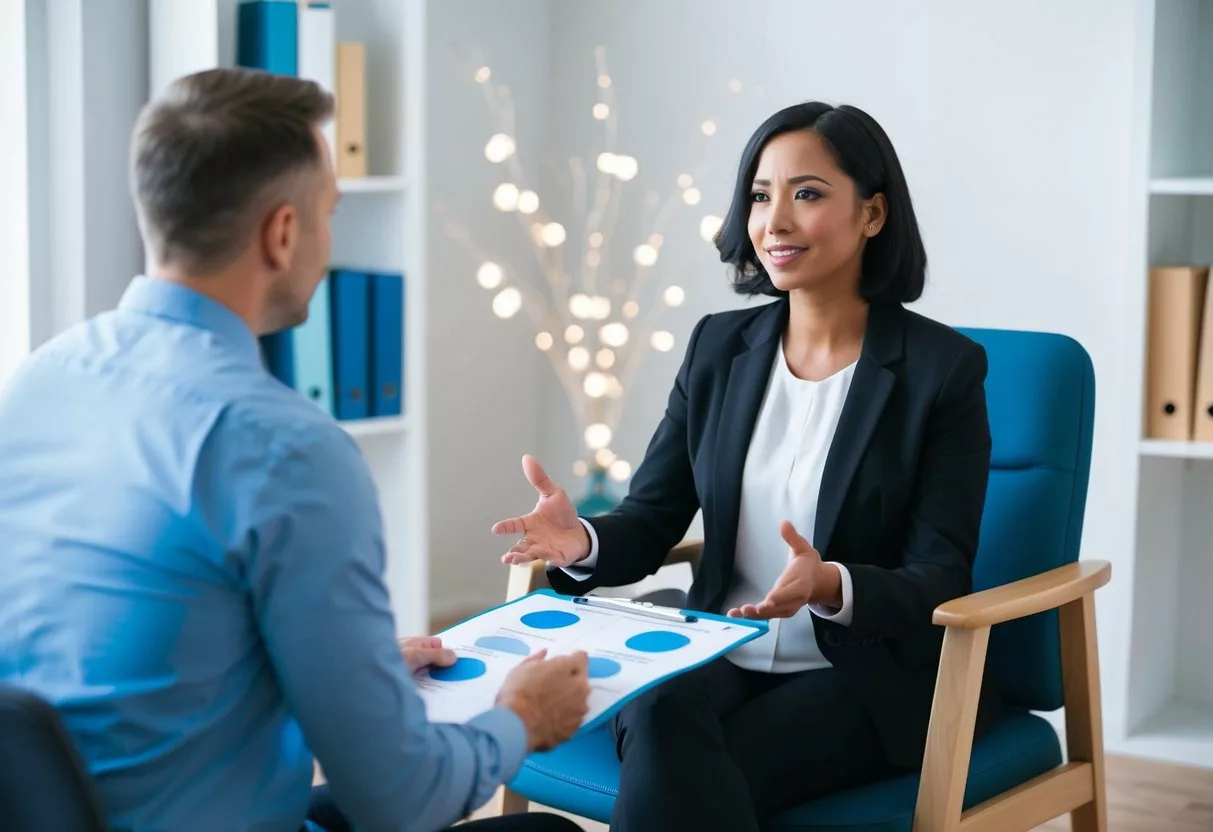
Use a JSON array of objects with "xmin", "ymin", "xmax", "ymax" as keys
[
  {"xmin": 552, "ymin": 517, "xmax": 600, "ymax": 582},
  {"xmin": 808, "ymin": 562, "xmax": 854, "ymax": 626},
  {"xmin": 244, "ymin": 424, "xmax": 527, "ymax": 832}
]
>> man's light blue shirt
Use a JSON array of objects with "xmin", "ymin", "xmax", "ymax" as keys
[{"xmin": 0, "ymin": 276, "xmax": 526, "ymax": 832}]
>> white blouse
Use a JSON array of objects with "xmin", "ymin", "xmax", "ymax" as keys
[
  {"xmin": 721, "ymin": 341, "xmax": 856, "ymax": 673},
  {"xmin": 565, "ymin": 339, "xmax": 857, "ymax": 674}
]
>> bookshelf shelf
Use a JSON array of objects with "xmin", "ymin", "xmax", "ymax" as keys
[
  {"xmin": 341, "ymin": 415, "xmax": 409, "ymax": 438},
  {"xmin": 1148, "ymin": 177, "xmax": 1213, "ymax": 195},
  {"xmin": 339, "ymin": 175, "xmax": 407, "ymax": 194},
  {"xmin": 1139, "ymin": 439, "xmax": 1213, "ymax": 460}
]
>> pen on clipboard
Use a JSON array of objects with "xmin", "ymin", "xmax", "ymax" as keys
[{"xmin": 572, "ymin": 595, "xmax": 698, "ymax": 623}]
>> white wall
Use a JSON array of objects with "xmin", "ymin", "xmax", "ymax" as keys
[
  {"xmin": 0, "ymin": 0, "xmax": 31, "ymax": 388},
  {"xmin": 424, "ymin": 0, "xmax": 553, "ymax": 618},
  {"xmin": 515, "ymin": 0, "xmax": 1143, "ymax": 731},
  {"xmin": 24, "ymin": 0, "xmax": 146, "ymax": 347}
]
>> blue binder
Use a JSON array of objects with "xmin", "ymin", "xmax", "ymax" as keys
[
  {"xmin": 260, "ymin": 331, "xmax": 294, "ymax": 387},
  {"xmin": 292, "ymin": 275, "xmax": 335, "ymax": 416},
  {"xmin": 237, "ymin": 1, "xmax": 298, "ymax": 75},
  {"xmin": 370, "ymin": 272, "xmax": 404, "ymax": 417},
  {"xmin": 329, "ymin": 269, "xmax": 371, "ymax": 420}
]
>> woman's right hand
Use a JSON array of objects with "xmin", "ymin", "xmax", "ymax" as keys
[{"xmin": 493, "ymin": 455, "xmax": 592, "ymax": 568}]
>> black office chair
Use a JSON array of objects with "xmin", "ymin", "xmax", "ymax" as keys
[{"xmin": 0, "ymin": 685, "xmax": 108, "ymax": 831}]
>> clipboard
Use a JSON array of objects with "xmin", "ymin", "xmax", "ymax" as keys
[{"xmin": 416, "ymin": 589, "xmax": 769, "ymax": 735}]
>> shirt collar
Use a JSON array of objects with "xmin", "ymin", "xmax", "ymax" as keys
[{"xmin": 118, "ymin": 275, "xmax": 262, "ymax": 366}]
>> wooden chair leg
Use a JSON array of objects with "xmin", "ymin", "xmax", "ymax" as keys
[
  {"xmin": 494, "ymin": 785, "xmax": 530, "ymax": 815},
  {"xmin": 913, "ymin": 625, "xmax": 991, "ymax": 832},
  {"xmin": 1059, "ymin": 593, "xmax": 1108, "ymax": 832}
]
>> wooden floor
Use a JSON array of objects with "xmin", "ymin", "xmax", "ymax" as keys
[{"xmin": 468, "ymin": 754, "xmax": 1213, "ymax": 830}]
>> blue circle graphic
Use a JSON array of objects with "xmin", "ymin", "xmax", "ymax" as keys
[
  {"xmin": 588, "ymin": 656, "xmax": 622, "ymax": 678},
  {"xmin": 429, "ymin": 657, "xmax": 487, "ymax": 682},
  {"xmin": 626, "ymin": 631, "xmax": 691, "ymax": 653},
  {"xmin": 520, "ymin": 610, "xmax": 580, "ymax": 630},
  {"xmin": 475, "ymin": 635, "xmax": 531, "ymax": 656}
]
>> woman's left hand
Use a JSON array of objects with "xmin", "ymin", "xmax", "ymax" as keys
[
  {"xmin": 398, "ymin": 636, "xmax": 457, "ymax": 672},
  {"xmin": 727, "ymin": 520, "xmax": 827, "ymax": 620}
]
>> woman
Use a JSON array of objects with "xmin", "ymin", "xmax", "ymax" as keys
[{"xmin": 492, "ymin": 101, "xmax": 1002, "ymax": 831}]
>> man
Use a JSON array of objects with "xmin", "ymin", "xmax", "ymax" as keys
[{"xmin": 0, "ymin": 67, "xmax": 588, "ymax": 832}]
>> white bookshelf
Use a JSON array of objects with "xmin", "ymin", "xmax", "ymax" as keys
[
  {"xmin": 1120, "ymin": 0, "xmax": 1213, "ymax": 770},
  {"xmin": 148, "ymin": 0, "xmax": 429, "ymax": 636}
]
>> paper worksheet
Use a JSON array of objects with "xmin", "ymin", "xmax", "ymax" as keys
[{"xmin": 415, "ymin": 589, "xmax": 768, "ymax": 734}]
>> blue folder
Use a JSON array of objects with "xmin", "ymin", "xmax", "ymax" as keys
[
  {"xmin": 329, "ymin": 269, "xmax": 371, "ymax": 420},
  {"xmin": 237, "ymin": 0, "xmax": 298, "ymax": 75},
  {"xmin": 370, "ymin": 272, "xmax": 404, "ymax": 417},
  {"xmin": 260, "ymin": 331, "xmax": 293, "ymax": 387},
  {"xmin": 431, "ymin": 589, "xmax": 768, "ymax": 736},
  {"xmin": 292, "ymin": 275, "xmax": 335, "ymax": 416}
]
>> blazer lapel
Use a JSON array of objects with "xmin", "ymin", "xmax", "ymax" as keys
[
  {"xmin": 705, "ymin": 300, "xmax": 787, "ymax": 607},
  {"xmin": 813, "ymin": 303, "xmax": 905, "ymax": 556}
]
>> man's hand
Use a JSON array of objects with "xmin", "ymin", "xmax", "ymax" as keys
[
  {"xmin": 398, "ymin": 636, "xmax": 457, "ymax": 673},
  {"xmin": 727, "ymin": 520, "xmax": 840, "ymax": 619},
  {"xmin": 496, "ymin": 650, "xmax": 591, "ymax": 752}
]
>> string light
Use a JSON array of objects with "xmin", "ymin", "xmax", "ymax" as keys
[
  {"xmin": 568, "ymin": 347, "xmax": 590, "ymax": 371},
  {"xmin": 600, "ymin": 323, "xmax": 629, "ymax": 347},
  {"xmin": 517, "ymin": 190, "xmax": 539, "ymax": 214},
  {"xmin": 540, "ymin": 222, "xmax": 567, "ymax": 247},
  {"xmin": 461, "ymin": 50, "xmax": 749, "ymax": 476},
  {"xmin": 585, "ymin": 423, "xmax": 613, "ymax": 450},
  {"xmin": 609, "ymin": 460, "xmax": 632, "ymax": 481},
  {"xmin": 493, "ymin": 183, "xmax": 519, "ymax": 211},
  {"xmin": 484, "ymin": 133, "xmax": 516, "ymax": 163},
  {"xmin": 492, "ymin": 287, "xmax": 522, "ymax": 318},
  {"xmin": 584, "ymin": 373, "xmax": 609, "ymax": 398},
  {"xmin": 477, "ymin": 261, "xmax": 504, "ymax": 289}
]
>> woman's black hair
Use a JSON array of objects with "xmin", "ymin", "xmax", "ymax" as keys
[{"xmin": 715, "ymin": 101, "xmax": 926, "ymax": 304}]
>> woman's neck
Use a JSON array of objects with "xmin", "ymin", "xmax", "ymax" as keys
[{"xmin": 782, "ymin": 288, "xmax": 868, "ymax": 381}]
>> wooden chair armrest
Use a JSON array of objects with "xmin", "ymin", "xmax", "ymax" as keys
[
  {"xmin": 932, "ymin": 560, "xmax": 1111, "ymax": 630},
  {"xmin": 504, "ymin": 539, "xmax": 704, "ymax": 602},
  {"xmin": 663, "ymin": 539, "xmax": 703, "ymax": 572}
]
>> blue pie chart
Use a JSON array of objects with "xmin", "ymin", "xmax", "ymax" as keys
[
  {"xmin": 520, "ymin": 610, "xmax": 580, "ymax": 630},
  {"xmin": 475, "ymin": 635, "xmax": 531, "ymax": 656},
  {"xmin": 588, "ymin": 656, "xmax": 622, "ymax": 679},
  {"xmin": 429, "ymin": 657, "xmax": 487, "ymax": 682},
  {"xmin": 626, "ymin": 631, "xmax": 691, "ymax": 653}
]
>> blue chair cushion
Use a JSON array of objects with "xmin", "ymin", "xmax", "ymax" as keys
[{"xmin": 508, "ymin": 710, "xmax": 1061, "ymax": 830}]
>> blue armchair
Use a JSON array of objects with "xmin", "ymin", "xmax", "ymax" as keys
[{"xmin": 497, "ymin": 328, "xmax": 1108, "ymax": 832}]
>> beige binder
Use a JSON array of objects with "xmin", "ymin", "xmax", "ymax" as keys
[
  {"xmin": 1145, "ymin": 266, "xmax": 1209, "ymax": 440},
  {"xmin": 1193, "ymin": 272, "xmax": 1213, "ymax": 442},
  {"xmin": 335, "ymin": 41, "xmax": 367, "ymax": 178}
]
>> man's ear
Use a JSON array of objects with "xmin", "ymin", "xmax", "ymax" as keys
[{"xmin": 261, "ymin": 202, "xmax": 298, "ymax": 272}]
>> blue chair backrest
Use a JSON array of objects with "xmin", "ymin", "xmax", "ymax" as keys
[{"xmin": 956, "ymin": 328, "xmax": 1095, "ymax": 712}]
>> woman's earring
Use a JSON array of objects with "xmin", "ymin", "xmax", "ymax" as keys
[{"xmin": 868, "ymin": 223, "xmax": 876, "ymax": 234}]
